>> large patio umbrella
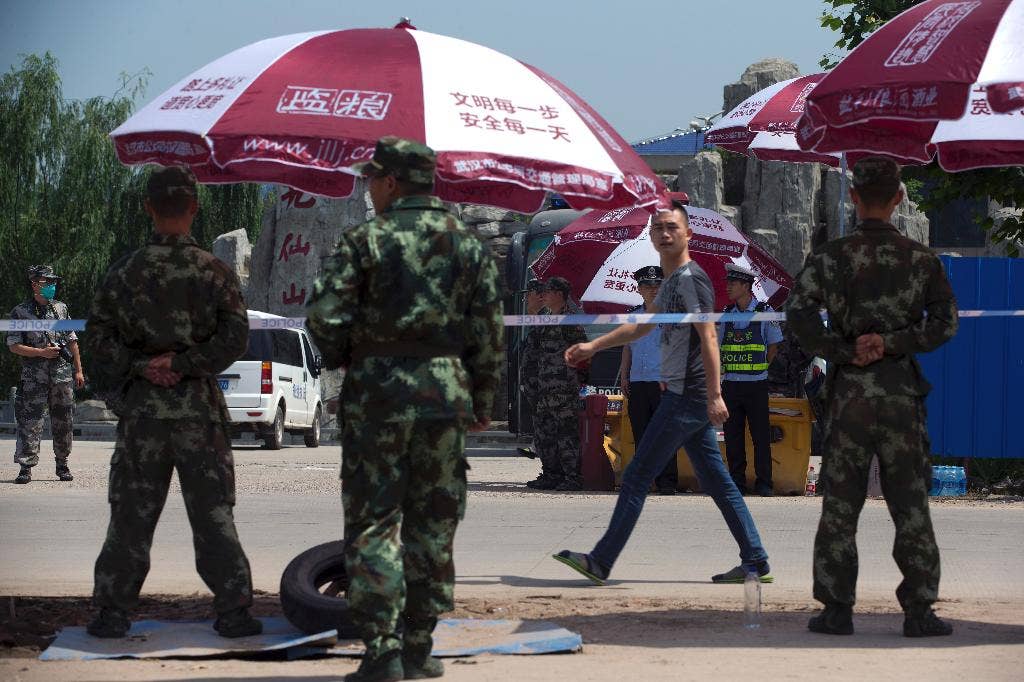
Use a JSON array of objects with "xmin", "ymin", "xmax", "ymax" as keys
[
  {"xmin": 110, "ymin": 22, "xmax": 664, "ymax": 212},
  {"xmin": 797, "ymin": 0, "xmax": 1024, "ymax": 160},
  {"xmin": 529, "ymin": 204, "xmax": 793, "ymax": 314}
]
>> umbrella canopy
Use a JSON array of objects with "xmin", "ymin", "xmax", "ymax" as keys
[
  {"xmin": 529, "ymin": 205, "xmax": 793, "ymax": 313},
  {"xmin": 797, "ymin": 0, "xmax": 1024, "ymax": 160},
  {"xmin": 706, "ymin": 73, "xmax": 840, "ymax": 166},
  {"xmin": 110, "ymin": 24, "xmax": 664, "ymax": 212}
]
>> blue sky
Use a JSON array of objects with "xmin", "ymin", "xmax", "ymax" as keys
[{"xmin": 2, "ymin": 0, "xmax": 839, "ymax": 141}]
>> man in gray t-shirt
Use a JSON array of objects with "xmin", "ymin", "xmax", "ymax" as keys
[
  {"xmin": 654, "ymin": 261, "xmax": 716, "ymax": 397},
  {"xmin": 552, "ymin": 196, "xmax": 770, "ymax": 586}
]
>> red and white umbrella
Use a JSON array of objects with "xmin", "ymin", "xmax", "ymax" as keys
[
  {"xmin": 706, "ymin": 73, "xmax": 840, "ymax": 166},
  {"xmin": 529, "ymin": 204, "xmax": 793, "ymax": 314},
  {"xmin": 110, "ymin": 23, "xmax": 664, "ymax": 212},
  {"xmin": 797, "ymin": 0, "xmax": 1024, "ymax": 160}
]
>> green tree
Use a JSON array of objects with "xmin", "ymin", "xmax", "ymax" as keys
[
  {"xmin": 0, "ymin": 52, "xmax": 269, "ymax": 393},
  {"xmin": 819, "ymin": 0, "xmax": 1024, "ymax": 254}
]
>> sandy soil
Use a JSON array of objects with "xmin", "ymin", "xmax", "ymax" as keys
[{"xmin": 2, "ymin": 593, "xmax": 1022, "ymax": 681}]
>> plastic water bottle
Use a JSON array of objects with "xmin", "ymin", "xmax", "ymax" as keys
[
  {"xmin": 743, "ymin": 569, "xmax": 761, "ymax": 629},
  {"xmin": 805, "ymin": 466, "xmax": 817, "ymax": 496}
]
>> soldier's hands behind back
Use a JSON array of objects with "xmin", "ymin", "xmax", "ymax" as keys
[
  {"xmin": 144, "ymin": 352, "xmax": 182, "ymax": 387},
  {"xmin": 852, "ymin": 333, "xmax": 885, "ymax": 367}
]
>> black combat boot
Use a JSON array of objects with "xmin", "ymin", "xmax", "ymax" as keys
[
  {"xmin": 807, "ymin": 604, "xmax": 854, "ymax": 635},
  {"xmin": 403, "ymin": 616, "xmax": 444, "ymax": 679},
  {"xmin": 904, "ymin": 608, "xmax": 953, "ymax": 637},
  {"xmin": 14, "ymin": 466, "xmax": 31, "ymax": 484},
  {"xmin": 86, "ymin": 607, "xmax": 130, "ymax": 638},
  {"xmin": 56, "ymin": 463, "xmax": 73, "ymax": 481},
  {"xmin": 346, "ymin": 635, "xmax": 403, "ymax": 682},
  {"xmin": 526, "ymin": 474, "xmax": 561, "ymax": 490},
  {"xmin": 214, "ymin": 607, "xmax": 263, "ymax": 637}
]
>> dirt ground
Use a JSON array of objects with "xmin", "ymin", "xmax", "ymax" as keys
[{"xmin": 2, "ymin": 592, "xmax": 1022, "ymax": 681}]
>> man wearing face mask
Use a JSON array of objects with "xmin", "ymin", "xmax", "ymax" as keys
[{"xmin": 7, "ymin": 265, "xmax": 84, "ymax": 484}]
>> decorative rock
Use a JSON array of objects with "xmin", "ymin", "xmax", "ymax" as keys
[
  {"xmin": 741, "ymin": 159, "xmax": 821, "ymax": 274},
  {"xmin": 723, "ymin": 58, "xmax": 800, "ymax": 117},
  {"xmin": 717, "ymin": 205, "xmax": 742, "ymax": 230},
  {"xmin": 212, "ymin": 229, "xmax": 251, "ymax": 291},
  {"xmin": 677, "ymin": 151, "xmax": 724, "ymax": 210},
  {"xmin": 76, "ymin": 399, "xmax": 116, "ymax": 422}
]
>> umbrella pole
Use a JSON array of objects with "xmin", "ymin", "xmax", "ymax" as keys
[{"xmin": 838, "ymin": 152, "xmax": 848, "ymax": 238}]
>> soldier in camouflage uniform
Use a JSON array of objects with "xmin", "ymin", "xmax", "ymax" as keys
[
  {"xmin": 85, "ymin": 166, "xmax": 261, "ymax": 640},
  {"xmin": 515, "ymin": 279, "xmax": 546, "ymax": 459},
  {"xmin": 7, "ymin": 265, "xmax": 84, "ymax": 484},
  {"xmin": 306, "ymin": 137, "xmax": 503, "ymax": 682},
  {"xmin": 522, "ymin": 277, "xmax": 587, "ymax": 491},
  {"xmin": 787, "ymin": 157, "xmax": 958, "ymax": 638}
]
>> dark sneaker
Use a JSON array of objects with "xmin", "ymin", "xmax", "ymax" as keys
[
  {"xmin": 711, "ymin": 563, "xmax": 773, "ymax": 584},
  {"xmin": 904, "ymin": 609, "xmax": 953, "ymax": 637},
  {"xmin": 14, "ymin": 467, "xmax": 31, "ymax": 484},
  {"xmin": 345, "ymin": 649, "xmax": 403, "ymax": 682},
  {"xmin": 516, "ymin": 447, "xmax": 538, "ymax": 459},
  {"xmin": 656, "ymin": 487, "xmax": 677, "ymax": 495},
  {"xmin": 56, "ymin": 464, "xmax": 73, "ymax": 481},
  {"xmin": 214, "ymin": 608, "xmax": 263, "ymax": 638},
  {"xmin": 555, "ymin": 478, "xmax": 583, "ymax": 492},
  {"xmin": 86, "ymin": 608, "xmax": 130, "ymax": 638},
  {"xmin": 808, "ymin": 604, "xmax": 854, "ymax": 635},
  {"xmin": 552, "ymin": 549, "xmax": 608, "ymax": 585},
  {"xmin": 756, "ymin": 486, "xmax": 774, "ymax": 497},
  {"xmin": 526, "ymin": 475, "xmax": 561, "ymax": 490}
]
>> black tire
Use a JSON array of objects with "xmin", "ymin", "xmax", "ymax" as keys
[
  {"xmin": 304, "ymin": 406, "xmax": 321, "ymax": 448},
  {"xmin": 263, "ymin": 405, "xmax": 285, "ymax": 450},
  {"xmin": 280, "ymin": 540, "xmax": 358, "ymax": 637}
]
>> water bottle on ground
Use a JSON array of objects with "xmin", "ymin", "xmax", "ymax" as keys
[
  {"xmin": 743, "ymin": 569, "xmax": 761, "ymax": 629},
  {"xmin": 805, "ymin": 466, "xmax": 817, "ymax": 496}
]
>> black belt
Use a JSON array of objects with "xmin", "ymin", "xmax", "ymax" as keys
[{"xmin": 351, "ymin": 343, "xmax": 460, "ymax": 362}]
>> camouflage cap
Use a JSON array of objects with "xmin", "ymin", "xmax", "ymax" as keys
[
  {"xmin": 519, "ymin": 279, "xmax": 545, "ymax": 295},
  {"xmin": 26, "ymin": 264, "xmax": 61, "ymax": 281},
  {"xmin": 356, "ymin": 136, "xmax": 436, "ymax": 184},
  {"xmin": 146, "ymin": 165, "xmax": 198, "ymax": 200},
  {"xmin": 852, "ymin": 155, "xmax": 901, "ymax": 189},
  {"xmin": 543, "ymin": 277, "xmax": 572, "ymax": 296}
]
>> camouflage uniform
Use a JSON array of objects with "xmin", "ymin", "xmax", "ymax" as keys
[
  {"xmin": 306, "ymin": 137, "xmax": 503, "ymax": 663},
  {"xmin": 522, "ymin": 301, "xmax": 586, "ymax": 486},
  {"xmin": 788, "ymin": 208, "xmax": 958, "ymax": 614},
  {"xmin": 7, "ymin": 297, "xmax": 76, "ymax": 469},
  {"xmin": 86, "ymin": 227, "xmax": 254, "ymax": 616}
]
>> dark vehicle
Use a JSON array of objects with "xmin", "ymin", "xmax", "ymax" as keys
[{"xmin": 505, "ymin": 209, "xmax": 624, "ymax": 435}]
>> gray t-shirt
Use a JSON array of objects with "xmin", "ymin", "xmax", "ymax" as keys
[{"xmin": 653, "ymin": 261, "xmax": 715, "ymax": 396}]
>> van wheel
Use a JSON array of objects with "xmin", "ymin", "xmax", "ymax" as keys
[
  {"xmin": 263, "ymin": 406, "xmax": 285, "ymax": 450},
  {"xmin": 279, "ymin": 540, "xmax": 357, "ymax": 637},
  {"xmin": 304, "ymin": 407, "xmax": 321, "ymax": 448}
]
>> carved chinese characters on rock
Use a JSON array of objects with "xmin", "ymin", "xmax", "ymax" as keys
[
  {"xmin": 282, "ymin": 282, "xmax": 307, "ymax": 306},
  {"xmin": 281, "ymin": 188, "xmax": 317, "ymax": 209}
]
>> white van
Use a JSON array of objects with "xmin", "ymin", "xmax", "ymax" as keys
[{"xmin": 219, "ymin": 310, "xmax": 324, "ymax": 449}]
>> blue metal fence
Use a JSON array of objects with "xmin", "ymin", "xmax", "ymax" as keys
[{"xmin": 918, "ymin": 256, "xmax": 1024, "ymax": 459}]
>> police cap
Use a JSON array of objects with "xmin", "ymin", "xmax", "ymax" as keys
[
  {"xmin": 633, "ymin": 265, "xmax": 663, "ymax": 285},
  {"xmin": 725, "ymin": 263, "xmax": 756, "ymax": 284},
  {"xmin": 356, "ymin": 136, "xmax": 436, "ymax": 185}
]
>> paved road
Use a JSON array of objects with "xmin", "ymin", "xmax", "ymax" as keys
[{"xmin": 2, "ymin": 439, "xmax": 1021, "ymax": 609}]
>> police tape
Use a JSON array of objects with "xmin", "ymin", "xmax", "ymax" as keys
[{"xmin": 2, "ymin": 309, "xmax": 1024, "ymax": 332}]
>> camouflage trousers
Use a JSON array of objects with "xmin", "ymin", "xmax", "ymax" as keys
[
  {"xmin": 532, "ymin": 393, "xmax": 581, "ymax": 484},
  {"xmin": 341, "ymin": 418, "xmax": 468, "ymax": 655},
  {"xmin": 93, "ymin": 418, "xmax": 254, "ymax": 615},
  {"xmin": 815, "ymin": 395, "xmax": 939, "ymax": 613},
  {"xmin": 14, "ymin": 378, "xmax": 74, "ymax": 468}
]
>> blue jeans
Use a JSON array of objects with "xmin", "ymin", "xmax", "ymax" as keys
[{"xmin": 591, "ymin": 389, "xmax": 769, "ymax": 573}]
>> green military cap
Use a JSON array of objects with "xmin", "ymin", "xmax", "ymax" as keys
[
  {"xmin": 26, "ymin": 264, "xmax": 61, "ymax": 281},
  {"xmin": 543, "ymin": 277, "xmax": 572, "ymax": 296},
  {"xmin": 519, "ymin": 279, "xmax": 545, "ymax": 295},
  {"xmin": 356, "ymin": 136, "xmax": 436, "ymax": 184},
  {"xmin": 852, "ymin": 156, "xmax": 901, "ymax": 189},
  {"xmin": 147, "ymin": 165, "xmax": 198, "ymax": 200}
]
